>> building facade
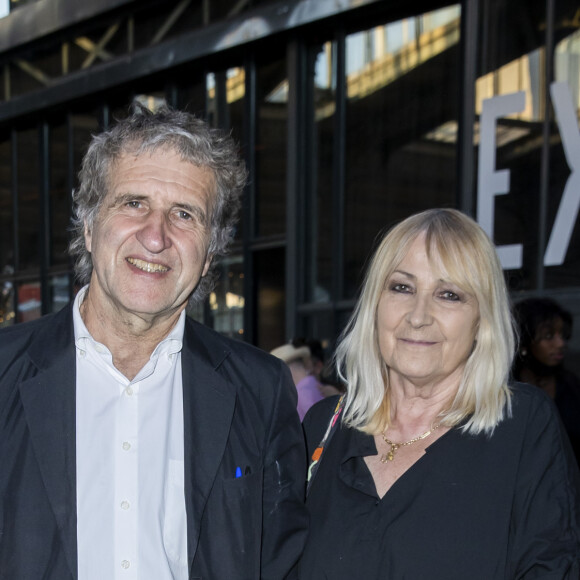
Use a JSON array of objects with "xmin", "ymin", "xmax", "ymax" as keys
[{"xmin": 0, "ymin": 0, "xmax": 579, "ymax": 361}]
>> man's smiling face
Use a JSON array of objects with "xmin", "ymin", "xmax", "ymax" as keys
[{"xmin": 84, "ymin": 147, "xmax": 215, "ymax": 324}]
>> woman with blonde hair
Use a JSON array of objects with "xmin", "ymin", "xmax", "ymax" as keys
[{"xmin": 299, "ymin": 208, "xmax": 580, "ymax": 579}]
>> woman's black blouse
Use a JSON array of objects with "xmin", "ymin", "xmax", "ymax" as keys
[{"xmin": 299, "ymin": 384, "xmax": 580, "ymax": 580}]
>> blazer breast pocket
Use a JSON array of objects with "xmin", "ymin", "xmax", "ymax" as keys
[{"xmin": 194, "ymin": 468, "xmax": 263, "ymax": 580}]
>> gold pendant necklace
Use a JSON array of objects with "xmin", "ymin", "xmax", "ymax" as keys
[{"xmin": 380, "ymin": 423, "xmax": 441, "ymax": 463}]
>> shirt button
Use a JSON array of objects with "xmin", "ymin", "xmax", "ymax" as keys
[
  {"xmin": 121, "ymin": 501, "xmax": 130, "ymax": 510},
  {"xmin": 126, "ymin": 386, "xmax": 134, "ymax": 396},
  {"xmin": 122, "ymin": 442, "xmax": 131, "ymax": 451},
  {"xmin": 121, "ymin": 560, "xmax": 130, "ymax": 569}
]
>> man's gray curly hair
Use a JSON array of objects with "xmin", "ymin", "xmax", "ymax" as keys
[{"xmin": 69, "ymin": 100, "xmax": 247, "ymax": 303}]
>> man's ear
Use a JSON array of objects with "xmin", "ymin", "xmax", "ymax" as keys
[
  {"xmin": 202, "ymin": 254, "xmax": 213, "ymax": 277},
  {"xmin": 84, "ymin": 221, "xmax": 92, "ymax": 253}
]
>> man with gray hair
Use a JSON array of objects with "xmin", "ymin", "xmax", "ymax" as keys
[{"xmin": 0, "ymin": 102, "xmax": 307, "ymax": 579}]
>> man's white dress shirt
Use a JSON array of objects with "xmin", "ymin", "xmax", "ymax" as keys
[{"xmin": 74, "ymin": 286, "xmax": 188, "ymax": 580}]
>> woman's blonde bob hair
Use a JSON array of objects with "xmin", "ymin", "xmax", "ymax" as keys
[{"xmin": 336, "ymin": 208, "xmax": 514, "ymax": 435}]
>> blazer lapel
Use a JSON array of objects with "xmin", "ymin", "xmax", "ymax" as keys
[
  {"xmin": 18, "ymin": 306, "xmax": 78, "ymax": 579},
  {"xmin": 181, "ymin": 321, "xmax": 236, "ymax": 569}
]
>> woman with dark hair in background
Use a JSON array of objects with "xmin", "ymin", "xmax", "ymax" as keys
[{"xmin": 513, "ymin": 297, "xmax": 580, "ymax": 464}]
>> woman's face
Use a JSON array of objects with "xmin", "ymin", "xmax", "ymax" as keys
[
  {"xmin": 529, "ymin": 317, "xmax": 567, "ymax": 367},
  {"xmin": 376, "ymin": 234, "xmax": 480, "ymax": 389}
]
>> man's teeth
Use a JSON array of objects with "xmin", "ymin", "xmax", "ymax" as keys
[{"xmin": 127, "ymin": 258, "xmax": 169, "ymax": 273}]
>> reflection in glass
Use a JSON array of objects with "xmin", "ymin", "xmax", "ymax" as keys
[
  {"xmin": 175, "ymin": 78, "xmax": 205, "ymax": 117},
  {"xmin": 343, "ymin": 6, "xmax": 460, "ymax": 297},
  {"xmin": 206, "ymin": 68, "xmax": 245, "ymax": 241},
  {"xmin": 546, "ymin": 20, "xmax": 580, "ymax": 289},
  {"xmin": 298, "ymin": 309, "xmax": 335, "ymax": 358},
  {"xmin": 255, "ymin": 58, "xmax": 288, "ymax": 237},
  {"xmin": 206, "ymin": 68, "xmax": 245, "ymax": 134},
  {"xmin": 474, "ymin": 0, "xmax": 547, "ymax": 290},
  {"xmin": 134, "ymin": 94, "xmax": 168, "ymax": 112},
  {"xmin": 0, "ymin": 136, "xmax": 13, "ymax": 327},
  {"xmin": 17, "ymin": 280, "xmax": 41, "ymax": 323},
  {"xmin": 0, "ymin": 275, "xmax": 14, "ymax": 327},
  {"xmin": 254, "ymin": 248, "xmax": 285, "ymax": 351},
  {"xmin": 50, "ymin": 122, "xmax": 71, "ymax": 266},
  {"xmin": 71, "ymin": 111, "xmax": 99, "ymax": 194},
  {"xmin": 208, "ymin": 255, "xmax": 244, "ymax": 339},
  {"xmin": 17, "ymin": 128, "xmax": 40, "ymax": 271},
  {"xmin": 50, "ymin": 274, "xmax": 70, "ymax": 313},
  {"xmin": 307, "ymin": 42, "xmax": 335, "ymax": 303}
]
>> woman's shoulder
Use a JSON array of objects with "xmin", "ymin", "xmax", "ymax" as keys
[
  {"xmin": 302, "ymin": 395, "xmax": 344, "ymax": 454},
  {"xmin": 510, "ymin": 380, "xmax": 554, "ymax": 410},
  {"xmin": 507, "ymin": 381, "xmax": 571, "ymax": 442}
]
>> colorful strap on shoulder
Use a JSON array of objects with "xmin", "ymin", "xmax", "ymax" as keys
[{"xmin": 306, "ymin": 395, "xmax": 345, "ymax": 495}]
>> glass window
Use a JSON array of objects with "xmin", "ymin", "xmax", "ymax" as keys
[
  {"xmin": 17, "ymin": 127, "xmax": 40, "ymax": 271},
  {"xmin": 545, "ymin": 6, "xmax": 580, "ymax": 289},
  {"xmin": 306, "ymin": 42, "xmax": 336, "ymax": 304},
  {"xmin": 208, "ymin": 255, "xmax": 244, "ymax": 339},
  {"xmin": 49, "ymin": 274, "xmax": 69, "ymax": 314},
  {"xmin": 0, "ymin": 136, "xmax": 14, "ymax": 326},
  {"xmin": 17, "ymin": 279, "xmax": 41, "ymax": 323},
  {"xmin": 175, "ymin": 76, "xmax": 206, "ymax": 117},
  {"xmin": 255, "ymin": 57, "xmax": 288, "ymax": 238},
  {"xmin": 70, "ymin": 109, "xmax": 99, "ymax": 290},
  {"xmin": 71, "ymin": 110, "xmax": 99, "ymax": 191},
  {"xmin": 50, "ymin": 122, "xmax": 71, "ymax": 267},
  {"xmin": 254, "ymin": 247, "xmax": 285, "ymax": 351},
  {"xmin": 343, "ymin": 6, "xmax": 461, "ymax": 297},
  {"xmin": 206, "ymin": 67, "xmax": 246, "ymax": 241},
  {"xmin": 475, "ymin": 0, "xmax": 546, "ymax": 290},
  {"xmin": 298, "ymin": 309, "xmax": 335, "ymax": 356},
  {"xmin": 0, "ymin": 278, "xmax": 15, "ymax": 327},
  {"xmin": 133, "ymin": 93, "xmax": 167, "ymax": 113}
]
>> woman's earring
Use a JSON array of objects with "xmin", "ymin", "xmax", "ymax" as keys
[{"xmin": 521, "ymin": 348, "xmax": 527, "ymax": 357}]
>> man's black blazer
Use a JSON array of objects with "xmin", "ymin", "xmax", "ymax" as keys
[{"xmin": 0, "ymin": 303, "xmax": 308, "ymax": 579}]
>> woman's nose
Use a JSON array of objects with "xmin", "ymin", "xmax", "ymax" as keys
[
  {"xmin": 554, "ymin": 333, "xmax": 566, "ymax": 349},
  {"xmin": 406, "ymin": 293, "xmax": 433, "ymax": 328}
]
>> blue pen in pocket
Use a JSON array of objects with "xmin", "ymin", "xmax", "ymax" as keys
[{"xmin": 235, "ymin": 466, "xmax": 243, "ymax": 478}]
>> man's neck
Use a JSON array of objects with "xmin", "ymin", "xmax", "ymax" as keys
[{"xmin": 79, "ymin": 289, "xmax": 184, "ymax": 380}]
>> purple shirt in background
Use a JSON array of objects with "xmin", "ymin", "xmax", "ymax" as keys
[{"xmin": 296, "ymin": 374, "xmax": 324, "ymax": 421}]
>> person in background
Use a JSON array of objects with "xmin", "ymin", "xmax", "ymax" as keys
[
  {"xmin": 0, "ymin": 101, "xmax": 307, "ymax": 580},
  {"xmin": 271, "ymin": 340, "xmax": 324, "ymax": 420},
  {"xmin": 299, "ymin": 208, "xmax": 580, "ymax": 579},
  {"xmin": 306, "ymin": 338, "xmax": 344, "ymax": 398},
  {"xmin": 513, "ymin": 296, "xmax": 580, "ymax": 464}
]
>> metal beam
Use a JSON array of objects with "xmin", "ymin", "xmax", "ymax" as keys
[
  {"xmin": 0, "ymin": 0, "xmax": 385, "ymax": 124},
  {"xmin": 0, "ymin": 0, "xmax": 137, "ymax": 54},
  {"xmin": 79, "ymin": 22, "xmax": 121, "ymax": 69},
  {"xmin": 150, "ymin": 0, "xmax": 191, "ymax": 46},
  {"xmin": 14, "ymin": 59, "xmax": 52, "ymax": 86},
  {"xmin": 456, "ymin": 0, "xmax": 478, "ymax": 217}
]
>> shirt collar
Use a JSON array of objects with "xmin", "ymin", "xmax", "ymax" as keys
[{"xmin": 73, "ymin": 284, "xmax": 185, "ymax": 357}]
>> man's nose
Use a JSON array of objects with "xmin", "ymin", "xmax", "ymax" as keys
[{"xmin": 135, "ymin": 210, "xmax": 172, "ymax": 253}]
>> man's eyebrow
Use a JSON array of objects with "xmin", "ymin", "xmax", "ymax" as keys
[
  {"xmin": 108, "ymin": 193, "xmax": 147, "ymax": 207},
  {"xmin": 109, "ymin": 193, "xmax": 210, "ymax": 224}
]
